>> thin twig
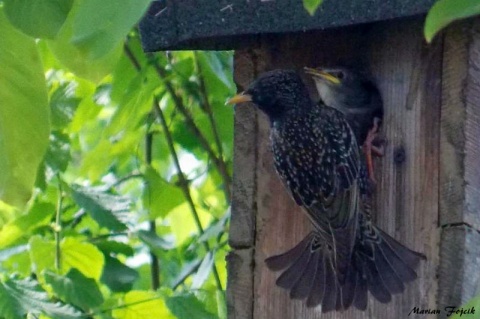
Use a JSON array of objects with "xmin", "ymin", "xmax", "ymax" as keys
[
  {"xmin": 153, "ymin": 97, "xmax": 223, "ymax": 291},
  {"xmin": 150, "ymin": 56, "xmax": 232, "ymax": 201},
  {"xmin": 193, "ymin": 52, "xmax": 227, "ymax": 184},
  {"xmin": 125, "ymin": 42, "xmax": 160, "ymax": 290},
  {"xmin": 124, "ymin": 44, "xmax": 224, "ymax": 292},
  {"xmin": 54, "ymin": 174, "xmax": 63, "ymax": 270},
  {"xmin": 146, "ymin": 130, "xmax": 160, "ymax": 290}
]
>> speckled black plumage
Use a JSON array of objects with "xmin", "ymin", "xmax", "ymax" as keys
[{"xmin": 233, "ymin": 69, "xmax": 424, "ymax": 312}]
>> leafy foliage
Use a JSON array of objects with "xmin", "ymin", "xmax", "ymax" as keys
[
  {"xmin": 425, "ymin": 0, "xmax": 480, "ymax": 42},
  {"xmin": 303, "ymin": 0, "xmax": 323, "ymax": 16},
  {"xmin": 0, "ymin": 0, "xmax": 233, "ymax": 318}
]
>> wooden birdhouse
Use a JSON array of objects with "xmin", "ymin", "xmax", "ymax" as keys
[{"xmin": 140, "ymin": 1, "xmax": 480, "ymax": 318}]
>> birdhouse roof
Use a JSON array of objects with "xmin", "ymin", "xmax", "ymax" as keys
[{"xmin": 139, "ymin": 0, "xmax": 435, "ymax": 51}]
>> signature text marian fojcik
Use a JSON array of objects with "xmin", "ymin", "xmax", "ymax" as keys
[{"xmin": 408, "ymin": 306, "xmax": 475, "ymax": 317}]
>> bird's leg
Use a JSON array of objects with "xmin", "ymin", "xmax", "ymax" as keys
[{"xmin": 363, "ymin": 117, "xmax": 382, "ymax": 184}]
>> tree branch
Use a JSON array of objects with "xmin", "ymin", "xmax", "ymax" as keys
[
  {"xmin": 125, "ymin": 43, "xmax": 160, "ymax": 290},
  {"xmin": 153, "ymin": 97, "xmax": 223, "ymax": 291},
  {"xmin": 124, "ymin": 44, "xmax": 224, "ymax": 292},
  {"xmin": 150, "ymin": 57, "xmax": 232, "ymax": 202}
]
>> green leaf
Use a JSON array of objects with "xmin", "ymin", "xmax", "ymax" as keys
[
  {"xmin": 303, "ymin": 0, "xmax": 323, "ymax": 16},
  {"xmin": 47, "ymin": 1, "xmax": 122, "ymax": 82},
  {"xmin": 198, "ymin": 52, "xmax": 234, "ymax": 92},
  {"xmin": 0, "ymin": 245, "xmax": 28, "ymax": 262},
  {"xmin": 94, "ymin": 240, "xmax": 134, "ymax": 257},
  {"xmin": 113, "ymin": 291, "xmax": 175, "ymax": 319},
  {"xmin": 216, "ymin": 290, "xmax": 227, "ymax": 319},
  {"xmin": 143, "ymin": 167, "xmax": 184, "ymax": 219},
  {"xmin": 0, "ymin": 203, "xmax": 53, "ymax": 249},
  {"xmin": 137, "ymin": 230, "xmax": 174, "ymax": 251},
  {"xmin": 195, "ymin": 214, "xmax": 228, "ymax": 245},
  {"xmin": 30, "ymin": 236, "xmax": 105, "ymax": 280},
  {"xmin": 3, "ymin": 0, "xmax": 74, "ymax": 39},
  {"xmin": 101, "ymin": 255, "xmax": 139, "ymax": 292},
  {"xmin": 49, "ymin": 83, "xmax": 81, "ymax": 130},
  {"xmin": 45, "ymin": 131, "xmax": 72, "ymax": 173},
  {"xmin": 45, "ymin": 268, "xmax": 104, "ymax": 311},
  {"xmin": 0, "ymin": 8, "xmax": 50, "ymax": 207},
  {"xmin": 71, "ymin": 0, "xmax": 152, "ymax": 60},
  {"xmin": 0, "ymin": 276, "xmax": 82, "ymax": 319},
  {"xmin": 166, "ymin": 294, "xmax": 217, "ymax": 319},
  {"xmin": 425, "ymin": 0, "xmax": 480, "ymax": 42},
  {"xmin": 450, "ymin": 294, "xmax": 480, "ymax": 319},
  {"xmin": 70, "ymin": 184, "xmax": 129, "ymax": 231},
  {"xmin": 191, "ymin": 252, "xmax": 214, "ymax": 289}
]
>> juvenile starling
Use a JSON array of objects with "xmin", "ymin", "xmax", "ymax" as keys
[
  {"xmin": 227, "ymin": 69, "xmax": 425, "ymax": 312},
  {"xmin": 304, "ymin": 67, "xmax": 384, "ymax": 183}
]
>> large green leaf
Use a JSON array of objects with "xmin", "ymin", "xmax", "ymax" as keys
[
  {"xmin": 143, "ymin": 167, "xmax": 184, "ymax": 219},
  {"xmin": 0, "ymin": 8, "xmax": 50, "ymax": 207},
  {"xmin": 0, "ymin": 203, "xmax": 53, "ymax": 249},
  {"xmin": 0, "ymin": 276, "xmax": 81, "ymax": 319},
  {"xmin": 70, "ymin": 184, "xmax": 130, "ymax": 231},
  {"xmin": 45, "ymin": 268, "xmax": 104, "ymax": 311},
  {"xmin": 191, "ymin": 252, "xmax": 214, "ymax": 289},
  {"xmin": 71, "ymin": 0, "xmax": 152, "ymax": 60},
  {"xmin": 112, "ymin": 290, "xmax": 175, "ymax": 319},
  {"xmin": 425, "ymin": 0, "xmax": 480, "ymax": 42},
  {"xmin": 3, "ymin": 0, "xmax": 73, "ymax": 39},
  {"xmin": 166, "ymin": 294, "xmax": 217, "ymax": 319},
  {"xmin": 101, "ymin": 255, "xmax": 139, "ymax": 292},
  {"xmin": 47, "ymin": 0, "xmax": 122, "ymax": 82},
  {"xmin": 29, "ymin": 236, "xmax": 105, "ymax": 280}
]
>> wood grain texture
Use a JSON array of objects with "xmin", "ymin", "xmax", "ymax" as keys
[
  {"xmin": 437, "ymin": 19, "xmax": 480, "ymax": 316},
  {"xmin": 237, "ymin": 18, "xmax": 440, "ymax": 319},
  {"xmin": 437, "ymin": 226, "xmax": 480, "ymax": 319},
  {"xmin": 228, "ymin": 16, "xmax": 480, "ymax": 319},
  {"xmin": 228, "ymin": 48, "xmax": 270, "ymax": 319}
]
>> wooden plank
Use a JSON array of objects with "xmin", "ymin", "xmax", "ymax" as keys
[
  {"xmin": 437, "ymin": 19, "xmax": 480, "ymax": 316},
  {"xmin": 250, "ymin": 18, "xmax": 440, "ymax": 319},
  {"xmin": 228, "ymin": 48, "xmax": 270, "ymax": 319},
  {"xmin": 440, "ymin": 20, "xmax": 480, "ymax": 230},
  {"xmin": 438, "ymin": 226, "xmax": 480, "ymax": 319},
  {"xmin": 226, "ymin": 248, "xmax": 254, "ymax": 319}
]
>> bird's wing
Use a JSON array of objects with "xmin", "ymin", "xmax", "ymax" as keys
[
  {"xmin": 272, "ymin": 106, "xmax": 361, "ymax": 282},
  {"xmin": 272, "ymin": 106, "xmax": 360, "ymax": 228}
]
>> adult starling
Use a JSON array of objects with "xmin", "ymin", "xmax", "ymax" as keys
[
  {"xmin": 304, "ymin": 67, "xmax": 384, "ymax": 183},
  {"xmin": 227, "ymin": 69, "xmax": 425, "ymax": 312}
]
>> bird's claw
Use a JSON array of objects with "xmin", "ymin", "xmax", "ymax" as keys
[{"xmin": 363, "ymin": 117, "xmax": 383, "ymax": 184}]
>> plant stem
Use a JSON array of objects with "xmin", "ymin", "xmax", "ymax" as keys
[
  {"xmin": 125, "ymin": 42, "xmax": 160, "ymax": 290},
  {"xmin": 54, "ymin": 175, "xmax": 63, "ymax": 271},
  {"xmin": 151, "ymin": 57, "xmax": 232, "ymax": 202},
  {"xmin": 153, "ymin": 97, "xmax": 223, "ymax": 291},
  {"xmin": 146, "ymin": 129, "xmax": 160, "ymax": 290},
  {"xmin": 193, "ymin": 52, "xmax": 226, "ymax": 176},
  {"xmin": 124, "ymin": 43, "xmax": 224, "ymax": 292}
]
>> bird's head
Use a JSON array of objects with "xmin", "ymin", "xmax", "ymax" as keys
[
  {"xmin": 304, "ymin": 67, "xmax": 381, "ymax": 110},
  {"xmin": 227, "ymin": 69, "xmax": 312, "ymax": 120}
]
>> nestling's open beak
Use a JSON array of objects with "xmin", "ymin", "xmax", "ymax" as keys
[
  {"xmin": 226, "ymin": 92, "xmax": 253, "ymax": 105},
  {"xmin": 304, "ymin": 67, "xmax": 341, "ymax": 85}
]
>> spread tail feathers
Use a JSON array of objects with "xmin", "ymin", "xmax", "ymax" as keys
[{"xmin": 265, "ymin": 227, "xmax": 425, "ymax": 312}]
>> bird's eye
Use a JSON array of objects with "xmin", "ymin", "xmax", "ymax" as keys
[{"xmin": 336, "ymin": 71, "xmax": 345, "ymax": 80}]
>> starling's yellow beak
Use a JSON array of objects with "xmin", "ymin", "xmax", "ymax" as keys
[
  {"xmin": 304, "ymin": 67, "xmax": 341, "ymax": 85},
  {"xmin": 226, "ymin": 92, "xmax": 252, "ymax": 105}
]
